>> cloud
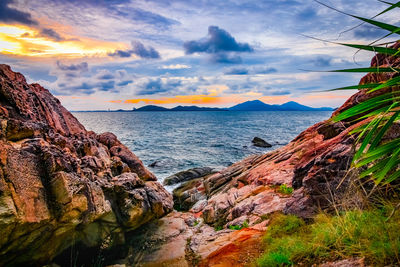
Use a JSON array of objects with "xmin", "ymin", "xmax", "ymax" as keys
[
  {"xmin": 0, "ymin": 0, "xmax": 37, "ymax": 25},
  {"xmin": 184, "ymin": 26, "xmax": 253, "ymax": 64},
  {"xmin": 38, "ymin": 28, "xmax": 65, "ymax": 41},
  {"xmin": 131, "ymin": 41, "xmax": 160, "ymax": 59},
  {"xmin": 21, "ymin": 27, "xmax": 66, "ymax": 42},
  {"xmin": 184, "ymin": 26, "xmax": 253, "ymax": 54},
  {"xmin": 312, "ymin": 57, "xmax": 331, "ymax": 67},
  {"xmin": 296, "ymin": 7, "xmax": 317, "ymax": 20},
  {"xmin": 211, "ymin": 53, "xmax": 242, "ymax": 64},
  {"xmin": 118, "ymin": 7, "xmax": 180, "ymax": 30},
  {"xmin": 117, "ymin": 80, "xmax": 133, "ymax": 86},
  {"xmin": 109, "ymin": 50, "xmax": 132, "ymax": 58},
  {"xmin": 224, "ymin": 68, "xmax": 248, "ymax": 75},
  {"xmin": 108, "ymin": 41, "xmax": 161, "ymax": 59},
  {"xmin": 96, "ymin": 70, "xmax": 114, "ymax": 80},
  {"xmin": 253, "ymin": 67, "xmax": 277, "ymax": 74},
  {"xmin": 159, "ymin": 64, "xmax": 191, "ymax": 69},
  {"xmin": 224, "ymin": 66, "xmax": 277, "ymax": 75},
  {"xmin": 56, "ymin": 61, "xmax": 89, "ymax": 72},
  {"xmin": 136, "ymin": 78, "xmax": 182, "ymax": 95},
  {"xmin": 354, "ymin": 25, "xmax": 387, "ymax": 39},
  {"xmin": 47, "ymin": 66, "xmax": 135, "ymax": 95},
  {"xmin": 269, "ymin": 90, "xmax": 291, "ymax": 96}
]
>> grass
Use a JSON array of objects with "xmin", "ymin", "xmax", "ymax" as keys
[
  {"xmin": 278, "ymin": 184, "xmax": 293, "ymax": 195},
  {"xmin": 257, "ymin": 208, "xmax": 400, "ymax": 266},
  {"xmin": 229, "ymin": 220, "xmax": 249, "ymax": 230}
]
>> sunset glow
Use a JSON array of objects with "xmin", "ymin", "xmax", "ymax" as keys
[{"xmin": 0, "ymin": 24, "xmax": 127, "ymax": 57}]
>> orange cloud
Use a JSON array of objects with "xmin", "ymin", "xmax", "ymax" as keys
[
  {"xmin": 123, "ymin": 94, "xmax": 222, "ymax": 105},
  {"xmin": 0, "ymin": 24, "xmax": 128, "ymax": 58}
]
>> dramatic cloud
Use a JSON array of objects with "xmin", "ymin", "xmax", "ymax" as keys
[
  {"xmin": 0, "ymin": 0, "xmax": 37, "ymax": 25},
  {"xmin": 109, "ymin": 41, "xmax": 160, "ymax": 59},
  {"xmin": 184, "ymin": 26, "xmax": 253, "ymax": 64},
  {"xmin": 184, "ymin": 26, "xmax": 253, "ymax": 54}
]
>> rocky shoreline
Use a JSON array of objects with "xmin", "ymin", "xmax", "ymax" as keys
[
  {"xmin": 0, "ymin": 43, "xmax": 398, "ymax": 266},
  {"xmin": 0, "ymin": 64, "xmax": 172, "ymax": 266}
]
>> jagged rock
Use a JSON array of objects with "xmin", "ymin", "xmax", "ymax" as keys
[
  {"xmin": 0, "ymin": 64, "xmax": 173, "ymax": 265},
  {"xmin": 163, "ymin": 167, "xmax": 216, "ymax": 186},
  {"xmin": 252, "ymin": 137, "xmax": 272, "ymax": 148}
]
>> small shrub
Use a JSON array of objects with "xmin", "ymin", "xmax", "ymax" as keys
[
  {"xmin": 214, "ymin": 225, "xmax": 223, "ymax": 231},
  {"xmin": 278, "ymin": 184, "xmax": 293, "ymax": 195},
  {"xmin": 229, "ymin": 220, "xmax": 249, "ymax": 231},
  {"xmin": 229, "ymin": 225, "xmax": 242, "ymax": 230}
]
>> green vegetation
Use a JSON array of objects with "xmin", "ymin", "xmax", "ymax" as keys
[
  {"xmin": 214, "ymin": 225, "xmax": 223, "ymax": 231},
  {"xmin": 228, "ymin": 220, "xmax": 249, "ymax": 230},
  {"xmin": 328, "ymin": 1, "xmax": 400, "ymax": 184},
  {"xmin": 258, "ymin": 209, "xmax": 400, "ymax": 266},
  {"xmin": 278, "ymin": 184, "xmax": 293, "ymax": 195}
]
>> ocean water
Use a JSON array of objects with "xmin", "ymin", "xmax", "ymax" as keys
[{"xmin": 73, "ymin": 111, "xmax": 331, "ymax": 183}]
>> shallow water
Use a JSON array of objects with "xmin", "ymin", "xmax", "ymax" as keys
[{"xmin": 73, "ymin": 111, "xmax": 331, "ymax": 183}]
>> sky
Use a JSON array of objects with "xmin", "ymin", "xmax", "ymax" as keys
[{"xmin": 0, "ymin": 0, "xmax": 399, "ymax": 110}]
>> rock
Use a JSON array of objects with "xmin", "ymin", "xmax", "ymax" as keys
[
  {"xmin": 148, "ymin": 160, "xmax": 161, "ymax": 167},
  {"xmin": 120, "ymin": 211, "xmax": 265, "ymax": 267},
  {"xmin": 252, "ymin": 137, "xmax": 272, "ymax": 148},
  {"xmin": 0, "ymin": 64, "xmax": 173, "ymax": 266},
  {"xmin": 319, "ymin": 258, "xmax": 366, "ymax": 267},
  {"xmin": 173, "ymin": 177, "xmax": 206, "ymax": 211},
  {"xmin": 163, "ymin": 167, "xmax": 216, "ymax": 186}
]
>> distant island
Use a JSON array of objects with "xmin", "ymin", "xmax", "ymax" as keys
[
  {"xmin": 228, "ymin": 100, "xmax": 333, "ymax": 111},
  {"xmin": 73, "ymin": 100, "xmax": 334, "ymax": 112}
]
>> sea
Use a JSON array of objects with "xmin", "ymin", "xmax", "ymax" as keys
[{"xmin": 73, "ymin": 111, "xmax": 331, "ymax": 185}]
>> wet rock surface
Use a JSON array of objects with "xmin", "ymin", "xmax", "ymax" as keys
[
  {"xmin": 0, "ymin": 64, "xmax": 173, "ymax": 265},
  {"xmin": 251, "ymin": 137, "xmax": 272, "ymax": 148}
]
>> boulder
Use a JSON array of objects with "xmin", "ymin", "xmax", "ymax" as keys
[
  {"xmin": 0, "ymin": 64, "xmax": 173, "ymax": 266},
  {"xmin": 252, "ymin": 137, "xmax": 272, "ymax": 148},
  {"xmin": 163, "ymin": 167, "xmax": 216, "ymax": 186}
]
